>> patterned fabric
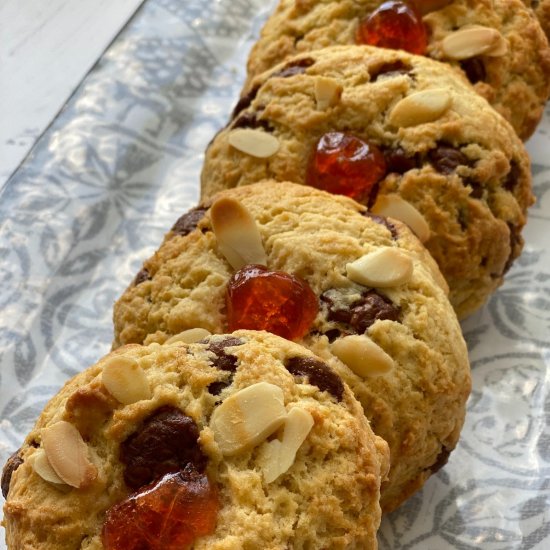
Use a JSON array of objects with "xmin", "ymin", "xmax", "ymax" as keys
[{"xmin": 0, "ymin": 0, "xmax": 549, "ymax": 547}]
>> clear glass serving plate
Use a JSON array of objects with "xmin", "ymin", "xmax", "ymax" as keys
[{"xmin": 0, "ymin": 0, "xmax": 549, "ymax": 547}]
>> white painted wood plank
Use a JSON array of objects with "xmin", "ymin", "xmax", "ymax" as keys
[{"xmin": 0, "ymin": 0, "xmax": 144, "ymax": 185}]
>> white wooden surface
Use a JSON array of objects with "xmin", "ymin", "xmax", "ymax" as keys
[{"xmin": 0, "ymin": 0, "xmax": 144, "ymax": 187}]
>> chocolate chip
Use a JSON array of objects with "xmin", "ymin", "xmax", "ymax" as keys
[
  {"xmin": 285, "ymin": 356, "xmax": 344, "ymax": 401},
  {"xmin": 370, "ymin": 60, "xmax": 412, "ymax": 82},
  {"xmin": 504, "ymin": 161, "xmax": 521, "ymax": 192},
  {"xmin": 362, "ymin": 212, "xmax": 399, "ymax": 240},
  {"xmin": 120, "ymin": 406, "xmax": 206, "ymax": 490},
  {"xmin": 207, "ymin": 381, "xmax": 231, "ymax": 396},
  {"xmin": 460, "ymin": 58, "xmax": 486, "ymax": 84},
  {"xmin": 231, "ymin": 85, "xmax": 260, "ymax": 119},
  {"xmin": 133, "ymin": 268, "xmax": 151, "ymax": 286},
  {"xmin": 2, "ymin": 450, "xmax": 23, "ymax": 498},
  {"xmin": 430, "ymin": 446, "xmax": 451, "ymax": 474},
  {"xmin": 205, "ymin": 337, "xmax": 244, "ymax": 372},
  {"xmin": 321, "ymin": 289, "xmax": 401, "ymax": 334},
  {"xmin": 467, "ymin": 179, "xmax": 484, "ymax": 199},
  {"xmin": 383, "ymin": 147, "xmax": 419, "ymax": 174},
  {"xmin": 503, "ymin": 223, "xmax": 522, "ymax": 274},
  {"xmin": 270, "ymin": 57, "xmax": 315, "ymax": 78},
  {"xmin": 428, "ymin": 144, "xmax": 469, "ymax": 175},
  {"xmin": 232, "ymin": 112, "xmax": 273, "ymax": 132},
  {"xmin": 171, "ymin": 207, "xmax": 208, "ymax": 236}
]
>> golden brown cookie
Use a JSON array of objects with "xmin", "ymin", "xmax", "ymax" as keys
[
  {"xmin": 201, "ymin": 45, "xmax": 534, "ymax": 318},
  {"xmin": 524, "ymin": 0, "xmax": 550, "ymax": 40},
  {"xmin": 246, "ymin": 0, "xmax": 550, "ymax": 139},
  {"xmin": 112, "ymin": 181, "xmax": 471, "ymax": 512},
  {"xmin": 2, "ymin": 330, "xmax": 388, "ymax": 549}
]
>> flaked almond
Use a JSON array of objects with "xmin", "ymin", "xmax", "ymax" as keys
[
  {"xmin": 314, "ymin": 77, "xmax": 343, "ymax": 110},
  {"xmin": 485, "ymin": 33, "xmax": 508, "ymax": 57},
  {"xmin": 102, "ymin": 355, "xmax": 151, "ymax": 405},
  {"xmin": 346, "ymin": 247, "xmax": 413, "ymax": 288},
  {"xmin": 260, "ymin": 407, "xmax": 314, "ymax": 483},
  {"xmin": 211, "ymin": 197, "xmax": 267, "ymax": 269},
  {"xmin": 228, "ymin": 128, "xmax": 280, "ymax": 158},
  {"xmin": 441, "ymin": 26, "xmax": 502, "ymax": 60},
  {"xmin": 210, "ymin": 382, "xmax": 287, "ymax": 456},
  {"xmin": 165, "ymin": 328, "xmax": 211, "ymax": 345},
  {"xmin": 41, "ymin": 421, "xmax": 97, "ymax": 488},
  {"xmin": 29, "ymin": 449, "xmax": 66, "ymax": 485},
  {"xmin": 371, "ymin": 194, "xmax": 430, "ymax": 242},
  {"xmin": 332, "ymin": 335, "xmax": 395, "ymax": 377},
  {"xmin": 388, "ymin": 89, "xmax": 452, "ymax": 127}
]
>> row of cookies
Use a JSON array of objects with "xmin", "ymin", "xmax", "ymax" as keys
[{"xmin": 3, "ymin": 0, "xmax": 549, "ymax": 547}]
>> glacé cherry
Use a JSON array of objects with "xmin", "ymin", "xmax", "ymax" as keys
[
  {"xmin": 306, "ymin": 132, "xmax": 386, "ymax": 202},
  {"xmin": 102, "ymin": 469, "xmax": 218, "ymax": 550},
  {"xmin": 357, "ymin": 1, "xmax": 427, "ymax": 55},
  {"xmin": 226, "ymin": 265, "xmax": 318, "ymax": 340}
]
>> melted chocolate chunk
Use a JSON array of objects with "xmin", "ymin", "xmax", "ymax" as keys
[
  {"xmin": 270, "ymin": 57, "xmax": 315, "ymax": 79},
  {"xmin": 467, "ymin": 179, "xmax": 484, "ymax": 199},
  {"xmin": 232, "ymin": 112, "xmax": 272, "ymax": 132},
  {"xmin": 133, "ymin": 268, "xmax": 151, "ymax": 286},
  {"xmin": 504, "ymin": 161, "xmax": 521, "ymax": 192},
  {"xmin": 120, "ymin": 407, "xmax": 206, "ymax": 490},
  {"xmin": 503, "ymin": 223, "xmax": 522, "ymax": 274},
  {"xmin": 285, "ymin": 356, "xmax": 344, "ymax": 401},
  {"xmin": 2, "ymin": 450, "xmax": 23, "ymax": 498},
  {"xmin": 370, "ymin": 60, "xmax": 412, "ymax": 82},
  {"xmin": 460, "ymin": 58, "xmax": 486, "ymax": 84},
  {"xmin": 204, "ymin": 337, "xmax": 245, "ymax": 395},
  {"xmin": 430, "ymin": 446, "xmax": 451, "ymax": 474},
  {"xmin": 428, "ymin": 145, "xmax": 469, "ymax": 175},
  {"xmin": 362, "ymin": 212, "xmax": 399, "ymax": 240},
  {"xmin": 384, "ymin": 147, "xmax": 419, "ymax": 174},
  {"xmin": 171, "ymin": 207, "xmax": 208, "ymax": 236},
  {"xmin": 206, "ymin": 337, "xmax": 244, "ymax": 372},
  {"xmin": 321, "ymin": 289, "xmax": 401, "ymax": 334},
  {"xmin": 231, "ymin": 85, "xmax": 260, "ymax": 120}
]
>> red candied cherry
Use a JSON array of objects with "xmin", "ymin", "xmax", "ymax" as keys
[
  {"xmin": 226, "ymin": 264, "xmax": 318, "ymax": 341},
  {"xmin": 357, "ymin": 1, "xmax": 428, "ymax": 55},
  {"xmin": 306, "ymin": 132, "xmax": 386, "ymax": 202},
  {"xmin": 102, "ymin": 470, "xmax": 219, "ymax": 550}
]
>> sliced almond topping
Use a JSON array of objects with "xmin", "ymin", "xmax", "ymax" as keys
[
  {"xmin": 314, "ymin": 77, "xmax": 343, "ymax": 110},
  {"xmin": 388, "ymin": 89, "xmax": 452, "ymax": 128},
  {"xmin": 485, "ymin": 33, "xmax": 508, "ymax": 57},
  {"xmin": 260, "ymin": 407, "xmax": 314, "ymax": 483},
  {"xmin": 165, "ymin": 328, "xmax": 211, "ymax": 345},
  {"xmin": 331, "ymin": 335, "xmax": 395, "ymax": 378},
  {"xmin": 371, "ymin": 194, "xmax": 430, "ymax": 242},
  {"xmin": 41, "ymin": 421, "xmax": 97, "ymax": 488},
  {"xmin": 29, "ymin": 449, "xmax": 66, "ymax": 485},
  {"xmin": 211, "ymin": 197, "xmax": 267, "ymax": 269},
  {"xmin": 346, "ymin": 247, "xmax": 413, "ymax": 288},
  {"xmin": 210, "ymin": 382, "xmax": 287, "ymax": 456},
  {"xmin": 228, "ymin": 128, "xmax": 280, "ymax": 158},
  {"xmin": 102, "ymin": 355, "xmax": 151, "ymax": 405},
  {"xmin": 441, "ymin": 26, "xmax": 502, "ymax": 60}
]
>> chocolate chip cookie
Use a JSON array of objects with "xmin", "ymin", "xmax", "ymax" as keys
[
  {"xmin": 524, "ymin": 0, "xmax": 550, "ymax": 41},
  {"xmin": 2, "ymin": 330, "xmax": 388, "ymax": 549},
  {"xmin": 246, "ymin": 0, "xmax": 550, "ymax": 139},
  {"xmin": 201, "ymin": 45, "xmax": 534, "ymax": 318},
  {"xmin": 113, "ymin": 180, "xmax": 471, "ymax": 512}
]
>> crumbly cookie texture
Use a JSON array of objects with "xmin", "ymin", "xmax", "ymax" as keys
[
  {"xmin": 524, "ymin": 0, "xmax": 550, "ymax": 41},
  {"xmin": 246, "ymin": 0, "xmax": 550, "ymax": 139},
  {"xmin": 2, "ymin": 330, "xmax": 388, "ymax": 549},
  {"xmin": 201, "ymin": 45, "xmax": 534, "ymax": 318},
  {"xmin": 113, "ymin": 181, "xmax": 471, "ymax": 512}
]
